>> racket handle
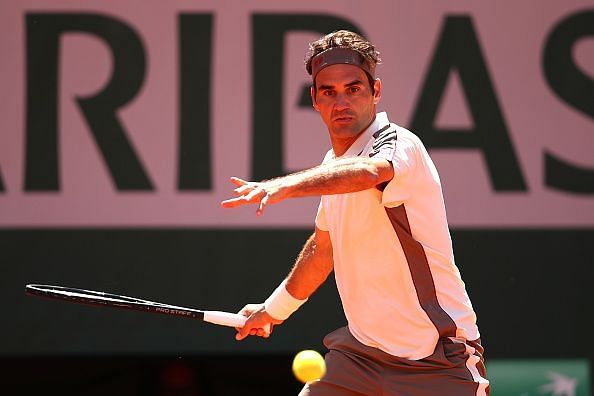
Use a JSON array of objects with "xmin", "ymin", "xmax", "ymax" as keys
[
  {"xmin": 203, "ymin": 311, "xmax": 246, "ymax": 327},
  {"xmin": 203, "ymin": 311, "xmax": 271, "ymax": 334}
]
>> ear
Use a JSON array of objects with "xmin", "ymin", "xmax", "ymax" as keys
[
  {"xmin": 310, "ymin": 86, "xmax": 319, "ymax": 111},
  {"xmin": 373, "ymin": 78, "xmax": 382, "ymax": 105}
]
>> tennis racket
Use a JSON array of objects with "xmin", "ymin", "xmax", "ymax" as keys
[{"xmin": 26, "ymin": 284, "xmax": 268, "ymax": 332}]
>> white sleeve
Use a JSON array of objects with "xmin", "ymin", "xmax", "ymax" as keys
[
  {"xmin": 314, "ymin": 150, "xmax": 334, "ymax": 231},
  {"xmin": 314, "ymin": 198, "xmax": 328, "ymax": 231},
  {"xmin": 381, "ymin": 137, "xmax": 418, "ymax": 207},
  {"xmin": 368, "ymin": 125, "xmax": 418, "ymax": 207}
]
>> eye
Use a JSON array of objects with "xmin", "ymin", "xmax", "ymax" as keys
[
  {"xmin": 322, "ymin": 90, "xmax": 335, "ymax": 96},
  {"xmin": 349, "ymin": 86, "xmax": 360, "ymax": 94}
]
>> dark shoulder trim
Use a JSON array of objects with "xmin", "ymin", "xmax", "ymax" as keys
[{"xmin": 369, "ymin": 124, "xmax": 397, "ymax": 160}]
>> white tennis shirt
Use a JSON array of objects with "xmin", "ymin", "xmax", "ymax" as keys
[{"xmin": 315, "ymin": 112, "xmax": 480, "ymax": 360}]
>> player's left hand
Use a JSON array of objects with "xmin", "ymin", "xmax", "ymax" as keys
[{"xmin": 221, "ymin": 177, "xmax": 286, "ymax": 216}]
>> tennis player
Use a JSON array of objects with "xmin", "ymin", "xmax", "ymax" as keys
[{"xmin": 222, "ymin": 30, "xmax": 489, "ymax": 396}]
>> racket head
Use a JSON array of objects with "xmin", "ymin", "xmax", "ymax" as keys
[
  {"xmin": 25, "ymin": 284, "xmax": 205, "ymax": 319},
  {"xmin": 26, "ymin": 284, "xmax": 149, "ymax": 306}
]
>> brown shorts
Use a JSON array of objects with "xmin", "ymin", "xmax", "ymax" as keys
[{"xmin": 299, "ymin": 327, "xmax": 490, "ymax": 396}]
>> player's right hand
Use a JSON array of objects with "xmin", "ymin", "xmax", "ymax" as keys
[{"xmin": 235, "ymin": 303, "xmax": 283, "ymax": 340}]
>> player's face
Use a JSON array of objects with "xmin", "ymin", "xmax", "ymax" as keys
[{"xmin": 311, "ymin": 64, "xmax": 381, "ymax": 152}]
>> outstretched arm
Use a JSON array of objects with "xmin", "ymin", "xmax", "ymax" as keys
[
  {"xmin": 235, "ymin": 227, "xmax": 333, "ymax": 340},
  {"xmin": 221, "ymin": 156, "xmax": 394, "ymax": 215}
]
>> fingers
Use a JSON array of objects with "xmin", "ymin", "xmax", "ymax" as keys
[
  {"xmin": 234, "ymin": 312, "xmax": 254, "ymax": 340},
  {"xmin": 221, "ymin": 190, "xmax": 266, "ymax": 208},
  {"xmin": 237, "ymin": 304, "xmax": 256, "ymax": 318},
  {"xmin": 220, "ymin": 197, "xmax": 243, "ymax": 208},
  {"xmin": 234, "ymin": 184, "xmax": 253, "ymax": 195},
  {"xmin": 230, "ymin": 177, "xmax": 248, "ymax": 187},
  {"xmin": 221, "ymin": 184, "xmax": 268, "ymax": 210},
  {"xmin": 222, "ymin": 177, "xmax": 277, "ymax": 215},
  {"xmin": 235, "ymin": 328, "xmax": 249, "ymax": 341},
  {"xmin": 256, "ymin": 194, "xmax": 269, "ymax": 216},
  {"xmin": 244, "ymin": 187, "xmax": 264, "ymax": 202},
  {"xmin": 234, "ymin": 306, "xmax": 275, "ymax": 341},
  {"xmin": 235, "ymin": 324, "xmax": 270, "ymax": 341}
]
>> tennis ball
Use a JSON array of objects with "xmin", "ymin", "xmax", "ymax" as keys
[{"xmin": 292, "ymin": 349, "xmax": 326, "ymax": 383}]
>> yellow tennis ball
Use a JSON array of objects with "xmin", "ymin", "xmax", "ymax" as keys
[{"xmin": 292, "ymin": 349, "xmax": 326, "ymax": 383}]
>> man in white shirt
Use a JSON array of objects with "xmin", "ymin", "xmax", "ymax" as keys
[{"xmin": 222, "ymin": 30, "xmax": 489, "ymax": 396}]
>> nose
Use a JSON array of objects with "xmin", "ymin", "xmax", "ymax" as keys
[{"xmin": 334, "ymin": 92, "xmax": 349, "ymax": 110}]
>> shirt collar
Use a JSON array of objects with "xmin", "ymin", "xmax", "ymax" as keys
[{"xmin": 336, "ymin": 112, "xmax": 390, "ymax": 158}]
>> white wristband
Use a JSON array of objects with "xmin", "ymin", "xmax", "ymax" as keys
[{"xmin": 264, "ymin": 280, "xmax": 308, "ymax": 320}]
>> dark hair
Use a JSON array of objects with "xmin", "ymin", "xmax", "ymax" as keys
[{"xmin": 305, "ymin": 30, "xmax": 381, "ymax": 90}]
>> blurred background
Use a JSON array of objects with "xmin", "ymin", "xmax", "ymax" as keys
[{"xmin": 1, "ymin": 0, "xmax": 592, "ymax": 394}]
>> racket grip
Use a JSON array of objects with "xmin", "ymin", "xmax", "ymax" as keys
[
  {"xmin": 203, "ymin": 311, "xmax": 246, "ymax": 327},
  {"xmin": 203, "ymin": 311, "xmax": 271, "ymax": 334}
]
